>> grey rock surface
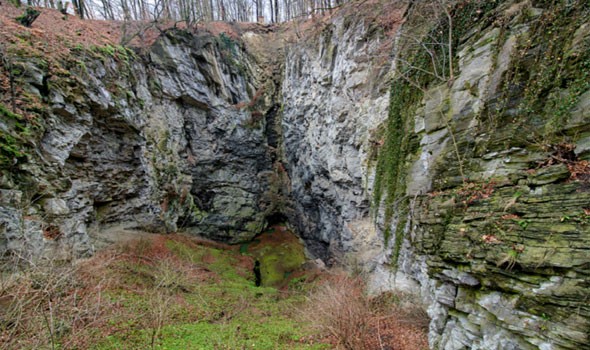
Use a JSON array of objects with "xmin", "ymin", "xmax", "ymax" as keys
[
  {"xmin": 282, "ymin": 16, "xmax": 392, "ymax": 259},
  {"xmin": 1, "ymin": 28, "xmax": 280, "ymax": 258}
]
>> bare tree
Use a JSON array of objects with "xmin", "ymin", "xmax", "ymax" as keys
[
  {"xmin": 6, "ymin": 0, "xmax": 350, "ymax": 23},
  {"xmin": 393, "ymin": 0, "xmax": 461, "ymax": 90}
]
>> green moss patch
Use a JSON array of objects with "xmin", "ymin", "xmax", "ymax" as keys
[
  {"xmin": 0, "ymin": 103, "xmax": 30, "ymax": 168},
  {"xmin": 86, "ymin": 234, "xmax": 320, "ymax": 350},
  {"xmin": 242, "ymin": 225, "xmax": 307, "ymax": 288}
]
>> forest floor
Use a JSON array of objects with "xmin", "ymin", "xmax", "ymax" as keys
[{"xmin": 0, "ymin": 1, "xmax": 282, "ymax": 55}]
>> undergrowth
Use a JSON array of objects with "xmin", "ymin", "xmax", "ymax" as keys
[
  {"xmin": 0, "ymin": 234, "xmax": 429, "ymax": 350},
  {"xmin": 0, "ymin": 234, "xmax": 323, "ymax": 350},
  {"xmin": 303, "ymin": 272, "xmax": 429, "ymax": 350}
]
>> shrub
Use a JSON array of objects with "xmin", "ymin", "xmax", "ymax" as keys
[
  {"xmin": 15, "ymin": 7, "xmax": 40, "ymax": 27},
  {"xmin": 0, "ymin": 254, "xmax": 116, "ymax": 349},
  {"xmin": 304, "ymin": 272, "xmax": 372, "ymax": 350},
  {"xmin": 303, "ymin": 271, "xmax": 430, "ymax": 350}
]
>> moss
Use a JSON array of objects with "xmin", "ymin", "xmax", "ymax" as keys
[
  {"xmin": 486, "ymin": 0, "xmax": 590, "ymax": 139},
  {"xmin": 87, "ymin": 44, "xmax": 137, "ymax": 84},
  {"xmin": 90, "ymin": 44, "xmax": 135, "ymax": 62},
  {"xmin": 217, "ymin": 32, "xmax": 238, "ymax": 57},
  {"xmin": 243, "ymin": 227, "xmax": 306, "ymax": 288},
  {"xmin": 373, "ymin": 1, "xmax": 504, "ymax": 267},
  {"xmin": 0, "ymin": 133, "xmax": 25, "ymax": 167},
  {"xmin": 215, "ymin": 32, "xmax": 249, "ymax": 78},
  {"xmin": 391, "ymin": 199, "xmax": 409, "ymax": 268},
  {"xmin": 0, "ymin": 103, "xmax": 24, "ymax": 122},
  {"xmin": 372, "ymin": 57, "xmax": 424, "ymax": 266},
  {"xmin": 373, "ymin": 80, "xmax": 420, "ymax": 214},
  {"xmin": 0, "ymin": 104, "xmax": 30, "ymax": 168}
]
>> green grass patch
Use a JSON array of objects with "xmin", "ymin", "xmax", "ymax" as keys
[
  {"xmin": 90, "ymin": 235, "xmax": 319, "ymax": 350},
  {"xmin": 242, "ymin": 226, "xmax": 307, "ymax": 287}
]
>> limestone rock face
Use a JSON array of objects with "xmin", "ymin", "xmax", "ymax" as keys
[
  {"xmin": 281, "ymin": 16, "xmax": 392, "ymax": 259},
  {"xmin": 379, "ymin": 2, "xmax": 590, "ymax": 349},
  {"xmin": 1, "ymin": 29, "xmax": 278, "ymax": 258}
]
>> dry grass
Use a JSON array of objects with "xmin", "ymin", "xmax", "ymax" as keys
[
  {"xmin": 0, "ymin": 235, "xmax": 206, "ymax": 349},
  {"xmin": 1, "ymin": 235, "xmax": 428, "ymax": 349},
  {"xmin": 0, "ymin": 252, "xmax": 117, "ymax": 350},
  {"xmin": 303, "ymin": 271, "xmax": 429, "ymax": 350},
  {"xmin": 304, "ymin": 273, "xmax": 372, "ymax": 349},
  {"xmin": 0, "ymin": 233, "xmax": 260, "ymax": 349}
]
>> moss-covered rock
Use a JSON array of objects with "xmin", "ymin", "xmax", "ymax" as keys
[
  {"xmin": 372, "ymin": 0, "xmax": 590, "ymax": 348},
  {"xmin": 241, "ymin": 225, "xmax": 306, "ymax": 287}
]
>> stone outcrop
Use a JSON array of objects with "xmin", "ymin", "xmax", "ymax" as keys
[
  {"xmin": 372, "ymin": 1, "xmax": 590, "ymax": 349},
  {"xmin": 282, "ymin": 1, "xmax": 590, "ymax": 349},
  {"xmin": 1, "ymin": 29, "xmax": 281, "ymax": 259},
  {"xmin": 282, "ymin": 14, "xmax": 395, "ymax": 259}
]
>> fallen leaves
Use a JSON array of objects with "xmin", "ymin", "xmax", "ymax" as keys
[
  {"xmin": 568, "ymin": 160, "xmax": 590, "ymax": 181},
  {"xmin": 481, "ymin": 234, "xmax": 503, "ymax": 244}
]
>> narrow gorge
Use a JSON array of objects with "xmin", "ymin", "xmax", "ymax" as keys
[{"xmin": 1, "ymin": 1, "xmax": 589, "ymax": 349}]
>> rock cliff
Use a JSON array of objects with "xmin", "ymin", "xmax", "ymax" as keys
[
  {"xmin": 1, "ymin": 1, "xmax": 589, "ymax": 349},
  {"xmin": 1, "ymin": 28, "xmax": 282, "ymax": 259},
  {"xmin": 283, "ymin": 1, "xmax": 590, "ymax": 348},
  {"xmin": 281, "ymin": 9, "xmax": 399, "ymax": 259},
  {"xmin": 372, "ymin": 1, "xmax": 590, "ymax": 349}
]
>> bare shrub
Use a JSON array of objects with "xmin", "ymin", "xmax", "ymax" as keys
[
  {"xmin": 143, "ymin": 256, "xmax": 192, "ymax": 349},
  {"xmin": 304, "ymin": 272, "xmax": 372, "ymax": 350},
  {"xmin": 303, "ymin": 271, "xmax": 430, "ymax": 350},
  {"xmin": 0, "ymin": 252, "xmax": 116, "ymax": 350},
  {"xmin": 144, "ymin": 288, "xmax": 173, "ymax": 350},
  {"xmin": 370, "ymin": 291, "xmax": 430, "ymax": 331}
]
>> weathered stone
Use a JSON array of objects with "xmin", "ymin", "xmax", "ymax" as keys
[
  {"xmin": 383, "ymin": 4, "xmax": 590, "ymax": 348},
  {"xmin": 41, "ymin": 198, "xmax": 69, "ymax": 216},
  {"xmin": 527, "ymin": 164, "xmax": 570, "ymax": 185},
  {"xmin": 282, "ymin": 15, "xmax": 392, "ymax": 258},
  {"xmin": 440, "ymin": 269, "xmax": 480, "ymax": 287},
  {"xmin": 2, "ymin": 28, "xmax": 284, "ymax": 259},
  {"xmin": 0, "ymin": 189, "xmax": 22, "ymax": 207}
]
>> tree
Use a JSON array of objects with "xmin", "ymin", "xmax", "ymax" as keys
[
  {"xmin": 72, "ymin": 0, "xmax": 88, "ymax": 18},
  {"xmin": 6, "ymin": 0, "xmax": 350, "ymax": 23},
  {"xmin": 393, "ymin": 0, "xmax": 460, "ymax": 90}
]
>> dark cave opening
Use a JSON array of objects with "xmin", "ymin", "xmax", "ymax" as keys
[
  {"xmin": 265, "ymin": 212, "xmax": 288, "ymax": 227},
  {"xmin": 253, "ymin": 260, "xmax": 262, "ymax": 287}
]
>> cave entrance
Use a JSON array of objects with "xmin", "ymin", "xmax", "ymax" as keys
[
  {"xmin": 265, "ymin": 212, "xmax": 288, "ymax": 227},
  {"xmin": 253, "ymin": 260, "xmax": 262, "ymax": 287}
]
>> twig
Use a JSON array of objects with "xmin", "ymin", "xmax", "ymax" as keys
[
  {"xmin": 42, "ymin": 299, "xmax": 56, "ymax": 350},
  {"xmin": 441, "ymin": 111, "xmax": 465, "ymax": 183},
  {"xmin": 377, "ymin": 317, "xmax": 385, "ymax": 350}
]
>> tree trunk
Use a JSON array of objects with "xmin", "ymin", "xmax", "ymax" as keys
[
  {"xmin": 16, "ymin": 7, "xmax": 41, "ymax": 27},
  {"xmin": 269, "ymin": 0, "xmax": 273, "ymax": 22}
]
